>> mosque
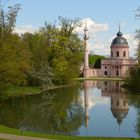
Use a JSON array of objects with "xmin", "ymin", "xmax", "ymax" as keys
[{"xmin": 83, "ymin": 24, "xmax": 138, "ymax": 78}]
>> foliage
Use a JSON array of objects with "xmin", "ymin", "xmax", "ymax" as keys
[
  {"xmin": 0, "ymin": 1, "xmax": 21, "ymax": 48},
  {"xmin": 0, "ymin": 0, "xmax": 83, "ymax": 93},
  {"xmin": 0, "ymin": 1, "xmax": 32, "ymax": 90},
  {"xmin": 89, "ymin": 54, "xmax": 105, "ymax": 68},
  {"xmin": 125, "ymin": 6, "xmax": 140, "ymax": 91},
  {"xmin": 135, "ymin": 41, "xmax": 140, "ymax": 65},
  {"xmin": 125, "ymin": 67, "xmax": 140, "ymax": 91},
  {"xmin": 0, "ymin": 34, "xmax": 31, "ymax": 89},
  {"xmin": 23, "ymin": 17, "xmax": 83, "ymax": 86}
]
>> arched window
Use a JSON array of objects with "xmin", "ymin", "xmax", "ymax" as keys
[
  {"xmin": 111, "ymin": 51, "xmax": 113, "ymax": 57},
  {"xmin": 117, "ymin": 100, "xmax": 119, "ymax": 106},
  {"xmin": 116, "ymin": 51, "xmax": 119, "ymax": 57},
  {"xmin": 123, "ymin": 51, "xmax": 126, "ymax": 57},
  {"xmin": 116, "ymin": 70, "xmax": 119, "ymax": 76},
  {"xmin": 104, "ymin": 71, "xmax": 107, "ymax": 75}
]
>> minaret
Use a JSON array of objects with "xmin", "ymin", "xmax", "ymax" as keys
[{"xmin": 83, "ymin": 20, "xmax": 89, "ymax": 78}]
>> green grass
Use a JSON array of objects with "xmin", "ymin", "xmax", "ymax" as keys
[
  {"xmin": 1, "ymin": 86, "xmax": 40, "ymax": 98},
  {"xmin": 76, "ymin": 77, "xmax": 124, "ymax": 81},
  {"xmin": 0, "ymin": 125, "xmax": 139, "ymax": 140}
]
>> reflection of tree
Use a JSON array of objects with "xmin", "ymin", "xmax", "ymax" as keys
[
  {"xmin": 0, "ymin": 85, "xmax": 84, "ymax": 135},
  {"xmin": 128, "ymin": 93, "xmax": 140, "ymax": 136}
]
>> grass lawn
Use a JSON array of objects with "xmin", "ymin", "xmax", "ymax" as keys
[{"xmin": 0, "ymin": 125, "xmax": 139, "ymax": 140}]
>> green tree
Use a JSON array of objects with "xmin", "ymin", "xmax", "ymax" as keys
[
  {"xmin": 125, "ymin": 67, "xmax": 140, "ymax": 91},
  {"xmin": 89, "ymin": 54, "xmax": 105, "ymax": 68},
  {"xmin": 0, "ymin": 34, "xmax": 31, "ymax": 89},
  {"xmin": 23, "ymin": 18, "xmax": 83, "ymax": 86},
  {"xmin": 124, "ymin": 6, "xmax": 140, "ymax": 91},
  {"xmin": 0, "ymin": 1, "xmax": 21, "ymax": 48}
]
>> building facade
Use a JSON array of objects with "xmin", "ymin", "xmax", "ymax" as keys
[{"xmin": 83, "ymin": 29, "xmax": 138, "ymax": 78}]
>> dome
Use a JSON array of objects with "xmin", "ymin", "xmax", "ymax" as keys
[
  {"xmin": 111, "ymin": 31, "xmax": 128, "ymax": 46},
  {"xmin": 111, "ymin": 109, "xmax": 128, "ymax": 125}
]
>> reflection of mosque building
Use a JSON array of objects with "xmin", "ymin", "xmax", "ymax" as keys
[
  {"xmin": 83, "ymin": 80, "xmax": 129, "ymax": 127},
  {"xmin": 111, "ymin": 91, "xmax": 129, "ymax": 126},
  {"xmin": 101, "ymin": 80, "xmax": 129, "ymax": 126}
]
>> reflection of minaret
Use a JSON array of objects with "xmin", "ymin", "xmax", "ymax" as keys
[
  {"xmin": 83, "ymin": 80, "xmax": 89, "ymax": 129},
  {"xmin": 110, "ymin": 91, "xmax": 129, "ymax": 128},
  {"xmin": 83, "ymin": 20, "xmax": 89, "ymax": 78}
]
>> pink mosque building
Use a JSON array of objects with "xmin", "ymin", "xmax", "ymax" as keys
[{"xmin": 83, "ymin": 26, "xmax": 138, "ymax": 78}]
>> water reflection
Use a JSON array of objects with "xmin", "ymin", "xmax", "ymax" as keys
[
  {"xmin": 0, "ymin": 80, "xmax": 139, "ymax": 137},
  {"xmin": 0, "ymin": 85, "xmax": 84, "ymax": 135},
  {"xmin": 82, "ymin": 80, "xmax": 130, "ymax": 136},
  {"xmin": 83, "ymin": 80, "xmax": 89, "ymax": 129}
]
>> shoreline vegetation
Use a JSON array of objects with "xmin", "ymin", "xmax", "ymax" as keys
[
  {"xmin": 0, "ymin": 77, "xmax": 125, "ymax": 98},
  {"xmin": 0, "ymin": 82, "xmax": 80, "ymax": 98},
  {"xmin": 0, "ymin": 125, "xmax": 139, "ymax": 140}
]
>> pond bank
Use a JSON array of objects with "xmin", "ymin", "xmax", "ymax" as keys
[
  {"xmin": 0, "ymin": 83, "xmax": 80, "ymax": 99},
  {"xmin": 1, "ymin": 77, "xmax": 124, "ymax": 98}
]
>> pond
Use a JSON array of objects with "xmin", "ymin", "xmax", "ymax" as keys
[{"xmin": 0, "ymin": 80, "xmax": 140, "ymax": 138}]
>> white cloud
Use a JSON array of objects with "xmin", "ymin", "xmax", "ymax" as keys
[
  {"xmin": 79, "ymin": 88, "xmax": 110, "ymax": 110},
  {"xmin": 87, "ymin": 41, "xmax": 110, "ymax": 56},
  {"xmin": 75, "ymin": 18, "xmax": 109, "ymax": 36},
  {"xmin": 124, "ymin": 34, "xmax": 138, "ymax": 57},
  {"xmin": 75, "ymin": 18, "xmax": 110, "ymax": 56},
  {"xmin": 14, "ymin": 25, "xmax": 38, "ymax": 35}
]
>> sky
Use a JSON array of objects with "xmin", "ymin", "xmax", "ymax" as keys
[{"xmin": 7, "ymin": 0, "xmax": 140, "ymax": 57}]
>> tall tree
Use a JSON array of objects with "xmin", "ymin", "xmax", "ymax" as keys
[
  {"xmin": 23, "ymin": 18, "xmax": 83, "ymax": 86},
  {"xmin": 0, "ymin": 34, "xmax": 31, "ymax": 89},
  {"xmin": 0, "ymin": 0, "xmax": 21, "ymax": 48},
  {"xmin": 125, "ymin": 6, "xmax": 140, "ymax": 90},
  {"xmin": 0, "ymin": 1, "xmax": 32, "ymax": 90}
]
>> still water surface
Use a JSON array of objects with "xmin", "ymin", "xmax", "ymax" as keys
[{"xmin": 0, "ymin": 80, "xmax": 140, "ymax": 138}]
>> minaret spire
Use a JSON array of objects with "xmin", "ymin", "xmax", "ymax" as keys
[
  {"xmin": 117, "ymin": 23, "xmax": 123, "ymax": 37},
  {"xmin": 83, "ymin": 20, "xmax": 89, "ymax": 78},
  {"xmin": 119, "ymin": 23, "xmax": 120, "ymax": 32}
]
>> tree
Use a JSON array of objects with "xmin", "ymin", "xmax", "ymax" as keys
[
  {"xmin": 124, "ymin": 6, "xmax": 140, "ymax": 91},
  {"xmin": 0, "ymin": 1, "xmax": 21, "ymax": 48},
  {"xmin": 135, "ymin": 6, "xmax": 140, "ymax": 66},
  {"xmin": 136, "ymin": 41, "xmax": 140, "ymax": 65},
  {"xmin": 24, "ymin": 18, "xmax": 83, "ymax": 85},
  {"xmin": 59, "ymin": 16, "xmax": 81, "ymax": 37},
  {"xmin": 0, "ymin": 34, "xmax": 31, "ymax": 89},
  {"xmin": 89, "ymin": 54, "xmax": 105, "ymax": 68},
  {"xmin": 125, "ymin": 67, "xmax": 140, "ymax": 91}
]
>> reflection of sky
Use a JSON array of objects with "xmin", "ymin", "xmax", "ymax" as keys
[
  {"xmin": 79, "ymin": 87, "xmax": 110, "ymax": 109},
  {"xmin": 78, "ymin": 86, "xmax": 139, "ymax": 138}
]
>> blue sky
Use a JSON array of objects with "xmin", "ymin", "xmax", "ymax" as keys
[{"xmin": 8, "ymin": 0, "xmax": 140, "ymax": 57}]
